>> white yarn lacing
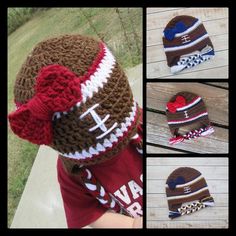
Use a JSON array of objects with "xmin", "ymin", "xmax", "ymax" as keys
[
  {"xmin": 79, "ymin": 103, "xmax": 118, "ymax": 140},
  {"xmin": 59, "ymin": 101, "xmax": 137, "ymax": 160}
]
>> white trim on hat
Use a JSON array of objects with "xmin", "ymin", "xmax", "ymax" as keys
[
  {"xmin": 177, "ymin": 97, "xmax": 201, "ymax": 111},
  {"xmin": 166, "ymin": 96, "xmax": 202, "ymax": 112},
  {"xmin": 81, "ymin": 46, "xmax": 116, "ymax": 103},
  {"xmin": 167, "ymin": 112, "xmax": 208, "ymax": 125},
  {"xmin": 164, "ymin": 33, "xmax": 209, "ymax": 52},
  {"xmin": 167, "ymin": 186, "xmax": 209, "ymax": 200},
  {"xmin": 52, "ymin": 45, "xmax": 116, "ymax": 121},
  {"xmin": 162, "ymin": 19, "xmax": 202, "ymax": 39},
  {"xmin": 59, "ymin": 101, "xmax": 138, "ymax": 160},
  {"xmin": 170, "ymin": 63, "xmax": 186, "ymax": 74},
  {"xmin": 79, "ymin": 103, "xmax": 118, "ymax": 140},
  {"xmin": 174, "ymin": 20, "xmax": 202, "ymax": 38},
  {"xmin": 165, "ymin": 174, "xmax": 203, "ymax": 189}
]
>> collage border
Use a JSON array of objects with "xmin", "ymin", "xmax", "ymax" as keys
[{"xmin": 0, "ymin": 0, "xmax": 234, "ymax": 233}]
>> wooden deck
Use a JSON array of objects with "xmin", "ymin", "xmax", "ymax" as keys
[
  {"xmin": 147, "ymin": 82, "xmax": 228, "ymax": 154},
  {"xmin": 147, "ymin": 157, "xmax": 228, "ymax": 228},
  {"xmin": 146, "ymin": 8, "xmax": 229, "ymax": 78}
]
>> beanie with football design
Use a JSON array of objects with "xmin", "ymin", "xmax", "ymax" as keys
[
  {"xmin": 163, "ymin": 15, "xmax": 214, "ymax": 74},
  {"xmin": 166, "ymin": 91, "xmax": 214, "ymax": 145},
  {"xmin": 166, "ymin": 167, "xmax": 215, "ymax": 219}
]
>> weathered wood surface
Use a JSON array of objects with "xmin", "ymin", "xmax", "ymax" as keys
[
  {"xmin": 203, "ymin": 82, "xmax": 228, "ymax": 89},
  {"xmin": 147, "ymin": 83, "xmax": 228, "ymax": 125},
  {"xmin": 146, "ymin": 82, "xmax": 228, "ymax": 153},
  {"xmin": 147, "ymin": 145, "xmax": 185, "ymax": 153},
  {"xmin": 146, "ymin": 158, "xmax": 228, "ymax": 228},
  {"xmin": 146, "ymin": 8, "xmax": 229, "ymax": 78}
]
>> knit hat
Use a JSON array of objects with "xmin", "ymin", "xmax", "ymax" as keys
[
  {"xmin": 163, "ymin": 15, "xmax": 214, "ymax": 74},
  {"xmin": 166, "ymin": 167, "xmax": 215, "ymax": 219},
  {"xmin": 8, "ymin": 35, "xmax": 142, "ymax": 173},
  {"xmin": 166, "ymin": 91, "xmax": 214, "ymax": 145}
]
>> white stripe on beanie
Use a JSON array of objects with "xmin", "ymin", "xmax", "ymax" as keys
[
  {"xmin": 168, "ymin": 112, "xmax": 208, "ymax": 125},
  {"xmin": 164, "ymin": 33, "xmax": 209, "ymax": 52},
  {"xmin": 165, "ymin": 174, "xmax": 203, "ymax": 189},
  {"xmin": 59, "ymin": 101, "xmax": 138, "ymax": 160},
  {"xmin": 81, "ymin": 46, "xmax": 116, "ymax": 103},
  {"xmin": 162, "ymin": 19, "xmax": 202, "ymax": 39},
  {"xmin": 166, "ymin": 97, "xmax": 201, "ymax": 112},
  {"xmin": 52, "ymin": 45, "xmax": 115, "ymax": 120},
  {"xmin": 167, "ymin": 186, "xmax": 209, "ymax": 201}
]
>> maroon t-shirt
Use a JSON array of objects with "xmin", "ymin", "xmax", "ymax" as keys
[{"xmin": 57, "ymin": 143, "xmax": 143, "ymax": 228}]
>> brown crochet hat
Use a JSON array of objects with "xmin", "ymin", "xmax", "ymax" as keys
[
  {"xmin": 166, "ymin": 91, "xmax": 214, "ymax": 145},
  {"xmin": 9, "ymin": 34, "xmax": 141, "ymax": 173},
  {"xmin": 163, "ymin": 15, "xmax": 214, "ymax": 74},
  {"xmin": 166, "ymin": 167, "xmax": 214, "ymax": 219}
]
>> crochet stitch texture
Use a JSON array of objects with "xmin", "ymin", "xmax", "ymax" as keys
[
  {"xmin": 9, "ymin": 34, "xmax": 142, "ymax": 172},
  {"xmin": 162, "ymin": 15, "xmax": 214, "ymax": 74},
  {"xmin": 166, "ymin": 91, "xmax": 214, "ymax": 145},
  {"xmin": 166, "ymin": 167, "xmax": 214, "ymax": 219}
]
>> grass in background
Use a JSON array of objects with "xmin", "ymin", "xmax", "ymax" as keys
[
  {"xmin": 8, "ymin": 8, "xmax": 48, "ymax": 35},
  {"xmin": 8, "ymin": 7, "xmax": 142, "ymax": 226}
]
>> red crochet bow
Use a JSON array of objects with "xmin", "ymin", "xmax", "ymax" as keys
[
  {"xmin": 8, "ymin": 64, "xmax": 82, "ymax": 145},
  {"xmin": 167, "ymin": 95, "xmax": 186, "ymax": 113}
]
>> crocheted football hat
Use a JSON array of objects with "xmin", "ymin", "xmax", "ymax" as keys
[
  {"xmin": 163, "ymin": 15, "xmax": 214, "ymax": 74},
  {"xmin": 8, "ymin": 35, "xmax": 142, "ymax": 173},
  {"xmin": 166, "ymin": 167, "xmax": 215, "ymax": 219},
  {"xmin": 166, "ymin": 91, "xmax": 214, "ymax": 145}
]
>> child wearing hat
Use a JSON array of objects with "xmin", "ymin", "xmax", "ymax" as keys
[{"xmin": 8, "ymin": 35, "xmax": 143, "ymax": 228}]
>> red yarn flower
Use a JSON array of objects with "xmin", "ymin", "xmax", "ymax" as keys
[
  {"xmin": 8, "ymin": 64, "xmax": 82, "ymax": 145},
  {"xmin": 167, "ymin": 95, "xmax": 186, "ymax": 113}
]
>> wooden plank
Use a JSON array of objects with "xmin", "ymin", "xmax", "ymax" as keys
[
  {"xmin": 147, "ymin": 207, "xmax": 228, "ymax": 221},
  {"xmin": 147, "ymin": 8, "xmax": 185, "ymax": 14},
  {"xmin": 147, "ymin": 220, "xmax": 228, "ymax": 228},
  {"xmin": 146, "ymin": 157, "xmax": 228, "ymax": 228},
  {"xmin": 147, "ymin": 165, "xmax": 228, "ymax": 180},
  {"xmin": 204, "ymin": 82, "xmax": 229, "ymax": 88},
  {"xmin": 147, "ymin": 193, "xmax": 228, "ymax": 208},
  {"xmin": 147, "ymin": 34, "xmax": 228, "ymax": 63},
  {"xmin": 147, "ymin": 112, "xmax": 229, "ymax": 153},
  {"xmin": 147, "ymin": 18, "xmax": 228, "ymax": 46},
  {"xmin": 147, "ymin": 8, "xmax": 228, "ymax": 30},
  {"xmin": 147, "ymin": 50, "xmax": 228, "ymax": 78},
  {"xmin": 146, "ymin": 83, "xmax": 229, "ymax": 126},
  {"xmin": 147, "ymin": 157, "xmax": 228, "ymax": 166},
  {"xmin": 163, "ymin": 66, "xmax": 229, "ymax": 79},
  {"xmin": 147, "ymin": 145, "xmax": 186, "ymax": 153},
  {"xmin": 147, "ymin": 180, "xmax": 228, "ymax": 193}
]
